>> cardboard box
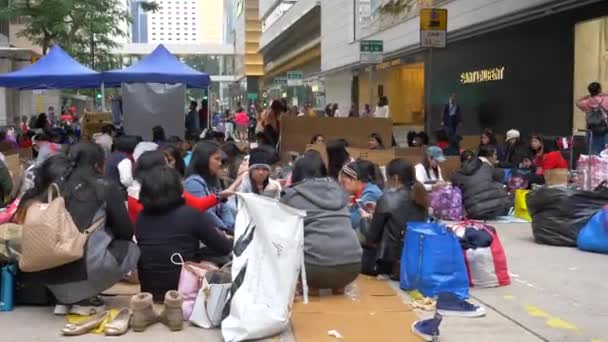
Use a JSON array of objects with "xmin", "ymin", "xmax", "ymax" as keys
[
  {"xmin": 280, "ymin": 117, "xmax": 393, "ymax": 160},
  {"xmin": 291, "ymin": 276, "xmax": 419, "ymax": 342}
]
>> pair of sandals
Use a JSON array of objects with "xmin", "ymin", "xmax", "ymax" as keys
[{"xmin": 61, "ymin": 308, "xmax": 131, "ymax": 336}]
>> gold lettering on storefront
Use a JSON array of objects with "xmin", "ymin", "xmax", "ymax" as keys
[{"xmin": 460, "ymin": 67, "xmax": 505, "ymax": 84}]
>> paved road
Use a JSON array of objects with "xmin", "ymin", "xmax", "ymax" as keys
[
  {"xmin": 1, "ymin": 222, "xmax": 606, "ymax": 341},
  {"xmin": 437, "ymin": 223, "xmax": 608, "ymax": 342}
]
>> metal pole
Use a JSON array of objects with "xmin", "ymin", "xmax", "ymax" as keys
[
  {"xmin": 425, "ymin": 47, "xmax": 433, "ymax": 134},
  {"xmin": 101, "ymin": 82, "xmax": 106, "ymax": 111},
  {"xmin": 368, "ymin": 67, "xmax": 373, "ymax": 112},
  {"xmin": 207, "ymin": 86, "xmax": 211, "ymax": 129}
]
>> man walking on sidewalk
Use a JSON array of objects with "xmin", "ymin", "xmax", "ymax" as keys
[{"xmin": 442, "ymin": 92, "xmax": 462, "ymax": 139}]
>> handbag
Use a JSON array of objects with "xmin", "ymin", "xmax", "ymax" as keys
[
  {"xmin": 0, "ymin": 223, "xmax": 22, "ymax": 262},
  {"xmin": 400, "ymin": 221, "xmax": 469, "ymax": 299},
  {"xmin": 171, "ymin": 253, "xmax": 219, "ymax": 321},
  {"xmin": 429, "ymin": 186, "xmax": 463, "ymax": 221},
  {"xmin": 190, "ymin": 265, "xmax": 232, "ymax": 329},
  {"xmin": 19, "ymin": 183, "xmax": 104, "ymax": 272}
]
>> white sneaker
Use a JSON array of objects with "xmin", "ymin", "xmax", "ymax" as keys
[{"xmin": 53, "ymin": 304, "xmax": 70, "ymax": 316}]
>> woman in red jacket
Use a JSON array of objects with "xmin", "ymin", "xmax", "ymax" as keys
[
  {"xmin": 530, "ymin": 135, "xmax": 568, "ymax": 176},
  {"xmin": 127, "ymin": 150, "xmax": 240, "ymax": 224}
]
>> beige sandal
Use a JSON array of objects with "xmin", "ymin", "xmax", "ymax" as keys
[
  {"xmin": 61, "ymin": 311, "xmax": 110, "ymax": 336},
  {"xmin": 104, "ymin": 308, "xmax": 132, "ymax": 336}
]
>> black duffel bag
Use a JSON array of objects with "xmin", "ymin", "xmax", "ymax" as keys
[{"xmin": 527, "ymin": 185, "xmax": 608, "ymax": 247}]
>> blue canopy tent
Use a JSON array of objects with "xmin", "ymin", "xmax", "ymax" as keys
[
  {"xmin": 102, "ymin": 45, "xmax": 212, "ymax": 139},
  {"xmin": 0, "ymin": 45, "xmax": 102, "ymax": 89},
  {"xmin": 102, "ymin": 44, "xmax": 211, "ymax": 88}
]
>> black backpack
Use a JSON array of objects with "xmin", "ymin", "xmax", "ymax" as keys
[{"xmin": 586, "ymin": 99, "xmax": 608, "ymax": 134}]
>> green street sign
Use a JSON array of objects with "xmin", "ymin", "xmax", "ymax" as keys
[
  {"xmin": 273, "ymin": 77, "xmax": 288, "ymax": 86},
  {"xmin": 247, "ymin": 93, "xmax": 259, "ymax": 100},
  {"xmin": 360, "ymin": 40, "xmax": 384, "ymax": 52},
  {"xmin": 287, "ymin": 71, "xmax": 304, "ymax": 86},
  {"xmin": 360, "ymin": 40, "xmax": 384, "ymax": 64}
]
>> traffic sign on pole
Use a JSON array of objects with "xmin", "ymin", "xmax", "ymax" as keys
[
  {"xmin": 420, "ymin": 8, "xmax": 447, "ymax": 48},
  {"xmin": 360, "ymin": 40, "xmax": 383, "ymax": 64}
]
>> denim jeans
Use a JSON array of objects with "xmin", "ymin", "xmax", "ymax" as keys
[{"xmin": 590, "ymin": 132, "xmax": 607, "ymax": 155}]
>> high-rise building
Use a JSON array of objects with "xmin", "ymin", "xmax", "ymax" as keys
[
  {"xmin": 131, "ymin": 0, "xmax": 149, "ymax": 43},
  {"xmin": 146, "ymin": 0, "xmax": 224, "ymax": 44}
]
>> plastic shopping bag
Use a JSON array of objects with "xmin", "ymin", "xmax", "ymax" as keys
[
  {"xmin": 577, "ymin": 207, "xmax": 608, "ymax": 254},
  {"xmin": 400, "ymin": 221, "xmax": 469, "ymax": 299},
  {"xmin": 514, "ymin": 189, "xmax": 532, "ymax": 222},
  {"xmin": 454, "ymin": 222, "xmax": 510, "ymax": 288},
  {"xmin": 222, "ymin": 193, "xmax": 307, "ymax": 342}
]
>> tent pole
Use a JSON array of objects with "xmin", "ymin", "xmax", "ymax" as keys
[
  {"xmin": 207, "ymin": 86, "xmax": 211, "ymax": 130},
  {"xmin": 101, "ymin": 82, "xmax": 106, "ymax": 111}
]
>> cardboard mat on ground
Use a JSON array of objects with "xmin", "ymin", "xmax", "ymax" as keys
[{"xmin": 291, "ymin": 276, "xmax": 419, "ymax": 342}]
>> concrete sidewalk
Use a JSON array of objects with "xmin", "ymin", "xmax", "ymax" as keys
[{"xmin": 1, "ymin": 222, "xmax": 606, "ymax": 341}]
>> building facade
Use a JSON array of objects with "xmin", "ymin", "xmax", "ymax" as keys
[
  {"xmin": 131, "ymin": 0, "xmax": 149, "ymax": 43},
  {"xmin": 225, "ymin": 0, "xmax": 264, "ymax": 109},
  {"xmin": 146, "ymin": 0, "xmax": 224, "ymax": 44},
  {"xmin": 258, "ymin": 0, "xmax": 322, "ymax": 110},
  {"xmin": 319, "ymin": 0, "xmax": 608, "ymax": 136}
]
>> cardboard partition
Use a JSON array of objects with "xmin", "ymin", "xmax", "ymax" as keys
[
  {"xmin": 395, "ymin": 147, "xmax": 424, "ymax": 157},
  {"xmin": 82, "ymin": 111, "xmax": 112, "ymax": 138},
  {"xmin": 280, "ymin": 117, "xmax": 393, "ymax": 159},
  {"xmin": 544, "ymin": 168, "xmax": 569, "ymax": 186},
  {"xmin": 461, "ymin": 135, "xmax": 480, "ymax": 151},
  {"xmin": 346, "ymin": 148, "xmax": 395, "ymax": 166}
]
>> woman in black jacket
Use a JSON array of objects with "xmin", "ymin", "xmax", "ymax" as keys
[
  {"xmin": 451, "ymin": 145, "xmax": 510, "ymax": 219},
  {"xmin": 20, "ymin": 143, "xmax": 140, "ymax": 315},
  {"xmin": 360, "ymin": 159, "xmax": 428, "ymax": 278},
  {"xmin": 136, "ymin": 166, "xmax": 232, "ymax": 301}
]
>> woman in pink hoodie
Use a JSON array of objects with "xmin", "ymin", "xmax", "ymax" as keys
[
  {"xmin": 576, "ymin": 82, "xmax": 608, "ymax": 154},
  {"xmin": 234, "ymin": 107, "xmax": 250, "ymax": 142}
]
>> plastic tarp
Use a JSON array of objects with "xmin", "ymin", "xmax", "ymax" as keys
[
  {"xmin": 527, "ymin": 187, "xmax": 608, "ymax": 247},
  {"xmin": 122, "ymin": 83, "xmax": 185, "ymax": 140},
  {"xmin": 0, "ymin": 45, "xmax": 101, "ymax": 89},
  {"xmin": 103, "ymin": 45, "xmax": 210, "ymax": 88}
]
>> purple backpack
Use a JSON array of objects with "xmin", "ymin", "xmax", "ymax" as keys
[{"xmin": 430, "ymin": 186, "xmax": 463, "ymax": 221}]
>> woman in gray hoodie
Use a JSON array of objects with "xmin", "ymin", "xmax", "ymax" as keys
[{"xmin": 281, "ymin": 151, "xmax": 362, "ymax": 292}]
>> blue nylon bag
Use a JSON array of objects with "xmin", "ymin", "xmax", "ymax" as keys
[
  {"xmin": 400, "ymin": 222, "xmax": 469, "ymax": 299},
  {"xmin": 577, "ymin": 208, "xmax": 608, "ymax": 254}
]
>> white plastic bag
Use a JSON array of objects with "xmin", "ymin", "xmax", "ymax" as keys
[{"xmin": 221, "ymin": 193, "xmax": 307, "ymax": 342}]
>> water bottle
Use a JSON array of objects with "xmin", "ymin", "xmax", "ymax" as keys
[{"xmin": 0, "ymin": 264, "xmax": 16, "ymax": 311}]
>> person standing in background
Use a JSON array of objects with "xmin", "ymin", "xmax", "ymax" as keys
[
  {"xmin": 576, "ymin": 82, "xmax": 608, "ymax": 155},
  {"xmin": 361, "ymin": 104, "xmax": 372, "ymax": 118},
  {"xmin": 374, "ymin": 96, "xmax": 390, "ymax": 118},
  {"xmin": 185, "ymin": 101, "xmax": 199, "ymax": 134},
  {"xmin": 442, "ymin": 93, "xmax": 462, "ymax": 139},
  {"xmin": 47, "ymin": 106, "xmax": 56, "ymax": 126},
  {"xmin": 333, "ymin": 103, "xmax": 344, "ymax": 118},
  {"xmin": 325, "ymin": 104, "xmax": 335, "ymax": 117},
  {"xmin": 198, "ymin": 99, "xmax": 208, "ymax": 131}
]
